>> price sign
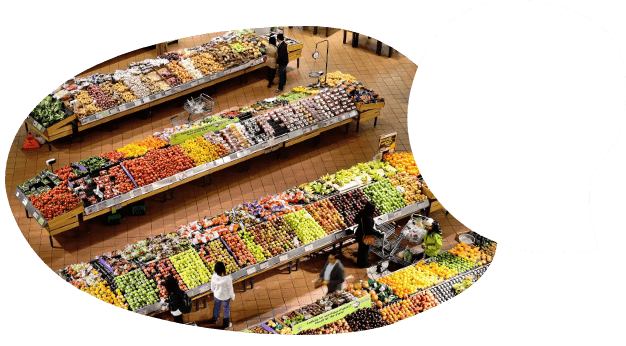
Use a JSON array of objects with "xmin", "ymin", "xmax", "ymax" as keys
[
  {"xmin": 21, "ymin": 198, "xmax": 28, "ymax": 206},
  {"xmin": 392, "ymin": 210, "xmax": 402, "ymax": 219},
  {"xmin": 279, "ymin": 254, "xmax": 289, "ymax": 262},
  {"xmin": 175, "ymin": 173, "xmax": 184, "ymax": 181},
  {"xmin": 236, "ymin": 151, "xmax": 243, "ymax": 158},
  {"xmin": 142, "ymin": 185, "xmax": 154, "ymax": 194},
  {"xmin": 38, "ymin": 217, "xmax": 45, "ymax": 226},
  {"xmin": 32, "ymin": 211, "xmax": 40, "ymax": 220},
  {"xmin": 261, "ymin": 141, "xmax": 269, "ymax": 149},
  {"xmin": 291, "ymin": 129, "xmax": 303, "ymax": 137},
  {"xmin": 165, "ymin": 90, "xmax": 172, "ymax": 96},
  {"xmin": 134, "ymin": 100, "xmax": 142, "ymax": 107},
  {"xmin": 260, "ymin": 262, "xmax": 269, "ymax": 270},
  {"xmin": 95, "ymin": 112, "xmax": 104, "ymax": 120},
  {"xmin": 119, "ymin": 104, "xmax": 127, "ymax": 112},
  {"xmin": 222, "ymin": 156, "xmax": 231, "ymax": 164},
  {"xmin": 311, "ymin": 124, "xmax": 319, "ymax": 131},
  {"xmin": 174, "ymin": 86, "xmax": 181, "ymax": 93},
  {"xmin": 109, "ymin": 107, "xmax": 119, "ymax": 116},
  {"xmin": 191, "ymin": 81, "xmax": 198, "ymax": 87},
  {"xmin": 97, "ymin": 201, "xmax": 108, "ymax": 211},
  {"xmin": 243, "ymin": 149, "xmax": 252, "ymax": 156},
  {"xmin": 150, "ymin": 94, "xmax": 158, "ymax": 101},
  {"xmin": 206, "ymin": 161, "xmax": 215, "ymax": 169},
  {"xmin": 15, "ymin": 190, "xmax": 20, "ymax": 198},
  {"xmin": 305, "ymin": 245, "xmax": 314, "ymax": 252},
  {"xmin": 246, "ymin": 267, "xmax": 256, "ymax": 275},
  {"xmin": 142, "ymin": 97, "xmax": 150, "ymax": 104},
  {"xmin": 302, "ymin": 127, "xmax": 310, "ymax": 134},
  {"xmin": 214, "ymin": 158, "xmax": 224, "ymax": 166},
  {"xmin": 85, "ymin": 205, "xmax": 96, "ymax": 215}
]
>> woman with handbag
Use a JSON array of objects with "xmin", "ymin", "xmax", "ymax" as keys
[{"xmin": 353, "ymin": 201, "xmax": 376, "ymax": 268}]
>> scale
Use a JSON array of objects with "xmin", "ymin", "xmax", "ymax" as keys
[{"xmin": 309, "ymin": 39, "xmax": 330, "ymax": 88}]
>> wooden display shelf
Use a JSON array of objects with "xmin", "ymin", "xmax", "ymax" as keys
[
  {"xmin": 44, "ymin": 204, "xmax": 84, "ymax": 231},
  {"xmin": 355, "ymin": 101, "xmax": 385, "ymax": 112}
]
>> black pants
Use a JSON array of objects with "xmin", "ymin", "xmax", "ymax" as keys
[
  {"xmin": 278, "ymin": 65, "xmax": 287, "ymax": 90},
  {"xmin": 357, "ymin": 241, "xmax": 370, "ymax": 268},
  {"xmin": 267, "ymin": 67, "xmax": 276, "ymax": 85},
  {"xmin": 173, "ymin": 315, "xmax": 184, "ymax": 323}
]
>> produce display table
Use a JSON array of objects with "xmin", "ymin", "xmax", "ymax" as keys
[
  {"xmin": 20, "ymin": 109, "xmax": 359, "ymax": 237},
  {"xmin": 24, "ymin": 32, "xmax": 304, "ymax": 143},
  {"xmin": 354, "ymin": 101, "xmax": 385, "ymax": 132}
]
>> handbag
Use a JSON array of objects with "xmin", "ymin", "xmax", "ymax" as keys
[
  {"xmin": 313, "ymin": 277, "xmax": 324, "ymax": 288},
  {"xmin": 363, "ymin": 235, "xmax": 375, "ymax": 245}
]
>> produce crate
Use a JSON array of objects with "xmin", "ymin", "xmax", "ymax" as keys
[
  {"xmin": 43, "ymin": 204, "xmax": 84, "ymax": 232},
  {"xmin": 107, "ymin": 213, "xmax": 122, "ymax": 226},
  {"xmin": 131, "ymin": 202, "xmax": 146, "ymax": 216},
  {"xmin": 356, "ymin": 101, "xmax": 385, "ymax": 112}
]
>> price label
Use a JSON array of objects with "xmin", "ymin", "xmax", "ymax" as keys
[
  {"xmin": 191, "ymin": 81, "xmax": 198, "ymax": 87},
  {"xmin": 142, "ymin": 185, "xmax": 154, "ymax": 194},
  {"xmin": 311, "ymin": 124, "xmax": 319, "ymax": 131},
  {"xmin": 305, "ymin": 245, "xmax": 314, "ymax": 252},
  {"xmin": 279, "ymin": 254, "xmax": 289, "ymax": 262},
  {"xmin": 119, "ymin": 104, "xmax": 127, "ymax": 112},
  {"xmin": 32, "ymin": 211, "xmax": 40, "ymax": 220},
  {"xmin": 109, "ymin": 107, "xmax": 118, "ymax": 115},
  {"xmin": 302, "ymin": 127, "xmax": 310, "ymax": 134},
  {"xmin": 15, "ymin": 190, "xmax": 19, "ymax": 198},
  {"xmin": 38, "ymin": 217, "xmax": 45, "ymax": 226},
  {"xmin": 134, "ymin": 100, "xmax": 142, "ymax": 107},
  {"xmin": 243, "ymin": 149, "xmax": 252, "ymax": 156},
  {"xmin": 85, "ymin": 205, "xmax": 96, "ymax": 215},
  {"xmin": 165, "ymin": 90, "xmax": 172, "ymax": 96},
  {"xmin": 214, "ymin": 158, "xmax": 224, "ymax": 166},
  {"xmin": 261, "ymin": 141, "xmax": 269, "ymax": 149},
  {"xmin": 260, "ymin": 262, "xmax": 269, "ymax": 270},
  {"xmin": 142, "ymin": 97, "xmax": 150, "ymax": 104},
  {"xmin": 393, "ymin": 210, "xmax": 402, "ymax": 219},
  {"xmin": 246, "ymin": 267, "xmax": 256, "ymax": 275},
  {"xmin": 175, "ymin": 173, "xmax": 184, "ymax": 181},
  {"xmin": 150, "ymin": 94, "xmax": 158, "ymax": 101},
  {"xmin": 95, "ymin": 113, "xmax": 103, "ymax": 120},
  {"xmin": 236, "ymin": 152, "xmax": 243, "ymax": 158},
  {"xmin": 174, "ymin": 86, "xmax": 181, "ymax": 93},
  {"xmin": 206, "ymin": 161, "xmax": 215, "ymax": 169},
  {"xmin": 21, "ymin": 198, "xmax": 28, "ymax": 206},
  {"xmin": 222, "ymin": 156, "xmax": 231, "ymax": 164},
  {"xmin": 291, "ymin": 129, "xmax": 303, "ymax": 137}
]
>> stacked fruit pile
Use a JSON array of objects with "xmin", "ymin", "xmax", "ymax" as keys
[
  {"xmin": 376, "ymin": 265, "xmax": 442, "ymax": 298},
  {"xmin": 362, "ymin": 179, "xmax": 406, "ymax": 214},
  {"xmin": 180, "ymin": 136, "xmax": 228, "ymax": 166},
  {"xmin": 388, "ymin": 171, "xmax": 427, "ymax": 204},
  {"xmin": 328, "ymin": 188, "xmax": 379, "ymax": 227},
  {"xmin": 380, "ymin": 295, "xmax": 422, "ymax": 324},
  {"xmin": 117, "ymin": 136, "xmax": 168, "ymax": 158},
  {"xmin": 141, "ymin": 258, "xmax": 188, "ymax": 299},
  {"xmin": 384, "ymin": 152, "xmax": 420, "ymax": 176},
  {"xmin": 169, "ymin": 249, "xmax": 211, "ymax": 289},
  {"xmin": 79, "ymin": 279, "xmax": 128, "ymax": 309},
  {"xmin": 113, "ymin": 270, "xmax": 159, "ymax": 311},
  {"xmin": 283, "ymin": 210, "xmax": 326, "ymax": 244},
  {"xmin": 413, "ymin": 290, "xmax": 439, "ymax": 311},
  {"xmin": 220, "ymin": 226, "xmax": 258, "ymax": 267},
  {"xmin": 415, "ymin": 261, "xmax": 458, "ymax": 279},
  {"xmin": 143, "ymin": 146, "xmax": 195, "ymax": 180},
  {"xmin": 432, "ymin": 252, "xmax": 478, "ymax": 273},
  {"xmin": 197, "ymin": 240, "xmax": 240, "ymax": 275},
  {"xmin": 238, "ymin": 227, "xmax": 269, "ymax": 262},
  {"xmin": 481, "ymin": 242, "xmax": 497, "ymax": 258},
  {"xmin": 29, "ymin": 185, "xmax": 81, "ymax": 220},
  {"xmin": 305, "ymin": 199, "xmax": 346, "ymax": 235},
  {"xmin": 449, "ymin": 243, "xmax": 490, "ymax": 265},
  {"xmin": 344, "ymin": 308, "xmax": 387, "ymax": 331},
  {"xmin": 245, "ymin": 218, "xmax": 298, "ymax": 256}
]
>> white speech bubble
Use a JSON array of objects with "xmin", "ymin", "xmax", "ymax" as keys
[{"xmin": 410, "ymin": 1, "xmax": 625, "ymax": 252}]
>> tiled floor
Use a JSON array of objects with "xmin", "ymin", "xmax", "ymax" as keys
[{"xmin": 5, "ymin": 27, "xmax": 471, "ymax": 330}]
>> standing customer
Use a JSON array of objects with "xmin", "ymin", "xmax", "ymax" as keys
[
  {"xmin": 275, "ymin": 33, "xmax": 289, "ymax": 93},
  {"xmin": 319, "ymin": 252, "xmax": 345, "ymax": 294},
  {"xmin": 420, "ymin": 218, "xmax": 443, "ymax": 258},
  {"xmin": 353, "ymin": 201, "xmax": 376, "ymax": 268},
  {"xmin": 163, "ymin": 276, "xmax": 191, "ymax": 324},
  {"xmin": 208, "ymin": 261, "xmax": 235, "ymax": 329},
  {"xmin": 265, "ymin": 36, "xmax": 278, "ymax": 88}
]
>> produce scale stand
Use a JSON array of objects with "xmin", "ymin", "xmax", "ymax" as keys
[{"xmin": 23, "ymin": 33, "xmax": 303, "ymax": 144}]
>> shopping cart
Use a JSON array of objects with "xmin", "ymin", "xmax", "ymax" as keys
[
  {"xmin": 170, "ymin": 93, "xmax": 215, "ymax": 126},
  {"xmin": 369, "ymin": 222, "xmax": 402, "ymax": 279}
]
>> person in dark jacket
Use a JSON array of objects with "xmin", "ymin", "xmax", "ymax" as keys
[
  {"xmin": 164, "ymin": 276, "xmax": 187, "ymax": 324},
  {"xmin": 275, "ymin": 33, "xmax": 289, "ymax": 93},
  {"xmin": 319, "ymin": 252, "xmax": 345, "ymax": 294},
  {"xmin": 265, "ymin": 36, "xmax": 278, "ymax": 88},
  {"xmin": 353, "ymin": 201, "xmax": 376, "ymax": 268}
]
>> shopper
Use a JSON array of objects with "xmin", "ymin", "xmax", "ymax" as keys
[
  {"xmin": 265, "ymin": 36, "xmax": 278, "ymax": 88},
  {"xmin": 275, "ymin": 33, "xmax": 289, "ymax": 93},
  {"xmin": 319, "ymin": 252, "xmax": 345, "ymax": 294},
  {"xmin": 163, "ymin": 276, "xmax": 191, "ymax": 324},
  {"xmin": 420, "ymin": 218, "xmax": 443, "ymax": 258},
  {"xmin": 353, "ymin": 201, "xmax": 376, "ymax": 268},
  {"xmin": 208, "ymin": 261, "xmax": 235, "ymax": 329}
]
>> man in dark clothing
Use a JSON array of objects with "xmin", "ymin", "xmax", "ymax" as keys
[
  {"xmin": 275, "ymin": 33, "xmax": 289, "ymax": 93},
  {"xmin": 319, "ymin": 252, "xmax": 346, "ymax": 294},
  {"xmin": 353, "ymin": 201, "xmax": 376, "ymax": 268}
]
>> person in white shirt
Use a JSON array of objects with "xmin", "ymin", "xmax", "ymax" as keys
[
  {"xmin": 319, "ymin": 252, "xmax": 345, "ymax": 294},
  {"xmin": 208, "ymin": 262, "xmax": 235, "ymax": 329}
]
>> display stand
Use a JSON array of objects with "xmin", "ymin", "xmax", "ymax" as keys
[{"xmin": 354, "ymin": 101, "xmax": 385, "ymax": 132}]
